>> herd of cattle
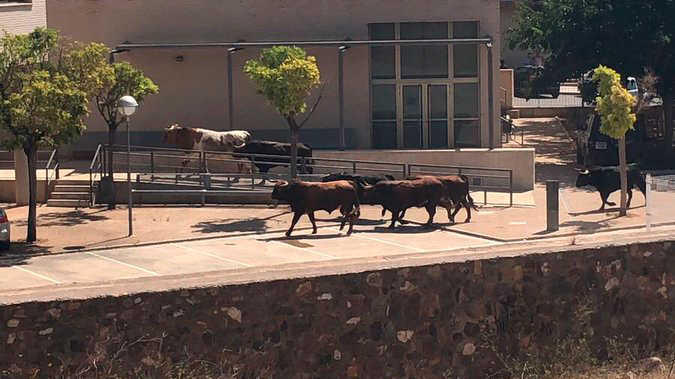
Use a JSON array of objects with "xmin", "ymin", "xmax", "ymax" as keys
[
  {"xmin": 163, "ymin": 124, "xmax": 649, "ymax": 233},
  {"xmin": 272, "ymin": 173, "xmax": 478, "ymax": 237},
  {"xmin": 162, "ymin": 124, "xmax": 314, "ymax": 179}
]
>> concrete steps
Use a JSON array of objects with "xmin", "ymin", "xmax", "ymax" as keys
[{"xmin": 47, "ymin": 179, "xmax": 90, "ymax": 208}]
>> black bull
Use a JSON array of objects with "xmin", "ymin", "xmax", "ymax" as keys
[
  {"xmin": 575, "ymin": 167, "xmax": 646, "ymax": 210},
  {"xmin": 233, "ymin": 140, "xmax": 314, "ymax": 176}
]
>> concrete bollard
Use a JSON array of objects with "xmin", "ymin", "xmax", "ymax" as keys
[{"xmin": 546, "ymin": 180, "xmax": 559, "ymax": 232}]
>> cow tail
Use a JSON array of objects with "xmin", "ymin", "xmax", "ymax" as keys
[
  {"xmin": 460, "ymin": 175, "xmax": 479, "ymax": 211},
  {"xmin": 350, "ymin": 184, "xmax": 361, "ymax": 219}
]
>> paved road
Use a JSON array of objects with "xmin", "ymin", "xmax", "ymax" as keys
[{"xmin": 0, "ymin": 223, "xmax": 498, "ymax": 292}]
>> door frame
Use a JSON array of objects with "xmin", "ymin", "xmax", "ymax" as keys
[{"xmin": 397, "ymin": 81, "xmax": 451, "ymax": 149}]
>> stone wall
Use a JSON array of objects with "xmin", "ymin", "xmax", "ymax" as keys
[{"xmin": 1, "ymin": 240, "xmax": 673, "ymax": 378}]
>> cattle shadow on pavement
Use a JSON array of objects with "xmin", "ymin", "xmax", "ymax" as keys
[
  {"xmin": 317, "ymin": 216, "xmax": 387, "ymax": 226},
  {"xmin": 568, "ymin": 204, "xmax": 645, "ymax": 217},
  {"xmin": 370, "ymin": 225, "xmax": 440, "ymax": 234}
]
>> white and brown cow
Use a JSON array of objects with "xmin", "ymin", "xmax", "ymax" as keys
[{"xmin": 163, "ymin": 124, "xmax": 252, "ymax": 176}]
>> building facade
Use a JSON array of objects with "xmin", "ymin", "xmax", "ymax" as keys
[
  {"xmin": 0, "ymin": 0, "xmax": 45, "ymax": 34},
  {"xmin": 48, "ymin": 0, "xmax": 502, "ymax": 152}
]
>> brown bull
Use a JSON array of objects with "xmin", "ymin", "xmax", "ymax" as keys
[
  {"xmin": 362, "ymin": 176, "xmax": 444, "ymax": 228},
  {"xmin": 272, "ymin": 180, "xmax": 361, "ymax": 237},
  {"xmin": 410, "ymin": 175, "xmax": 478, "ymax": 223}
]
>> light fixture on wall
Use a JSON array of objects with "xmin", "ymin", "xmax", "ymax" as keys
[{"xmin": 175, "ymin": 55, "xmax": 184, "ymax": 62}]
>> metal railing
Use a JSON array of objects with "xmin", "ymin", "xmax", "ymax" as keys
[
  {"xmin": 501, "ymin": 115, "xmax": 523, "ymax": 144},
  {"xmin": 44, "ymin": 149, "xmax": 59, "ymax": 203},
  {"xmin": 91, "ymin": 143, "xmax": 515, "ymax": 207},
  {"xmin": 88, "ymin": 144, "xmax": 104, "ymax": 206},
  {"xmin": 407, "ymin": 163, "xmax": 513, "ymax": 207}
]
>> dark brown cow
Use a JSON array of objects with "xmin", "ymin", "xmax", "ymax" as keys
[
  {"xmin": 410, "ymin": 175, "xmax": 479, "ymax": 223},
  {"xmin": 362, "ymin": 176, "xmax": 444, "ymax": 228},
  {"xmin": 272, "ymin": 180, "xmax": 360, "ymax": 237}
]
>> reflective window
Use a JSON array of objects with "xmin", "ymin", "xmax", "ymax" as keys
[
  {"xmin": 454, "ymin": 83, "xmax": 479, "ymax": 118},
  {"xmin": 400, "ymin": 22, "xmax": 448, "ymax": 79},
  {"xmin": 370, "ymin": 23, "xmax": 396, "ymax": 79},
  {"xmin": 372, "ymin": 85, "xmax": 396, "ymax": 120},
  {"xmin": 453, "ymin": 21, "xmax": 478, "ymax": 78},
  {"xmin": 454, "ymin": 120, "xmax": 480, "ymax": 147}
]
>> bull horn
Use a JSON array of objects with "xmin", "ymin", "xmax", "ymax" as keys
[
  {"xmin": 580, "ymin": 169, "xmax": 590, "ymax": 174},
  {"xmin": 277, "ymin": 180, "xmax": 289, "ymax": 187},
  {"xmin": 233, "ymin": 141, "xmax": 246, "ymax": 149}
]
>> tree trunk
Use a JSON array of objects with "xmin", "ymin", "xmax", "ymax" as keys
[
  {"xmin": 663, "ymin": 94, "xmax": 674, "ymax": 166},
  {"xmin": 286, "ymin": 116, "xmax": 299, "ymax": 179},
  {"xmin": 107, "ymin": 126, "xmax": 117, "ymax": 209},
  {"xmin": 618, "ymin": 135, "xmax": 628, "ymax": 216},
  {"xmin": 24, "ymin": 145, "xmax": 37, "ymax": 242}
]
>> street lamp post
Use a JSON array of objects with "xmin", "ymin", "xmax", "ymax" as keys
[{"xmin": 117, "ymin": 95, "xmax": 139, "ymax": 236}]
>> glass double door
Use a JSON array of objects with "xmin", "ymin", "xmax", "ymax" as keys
[{"xmin": 401, "ymin": 83, "xmax": 449, "ymax": 149}]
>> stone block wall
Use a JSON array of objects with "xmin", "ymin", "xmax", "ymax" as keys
[{"xmin": 1, "ymin": 240, "xmax": 673, "ymax": 378}]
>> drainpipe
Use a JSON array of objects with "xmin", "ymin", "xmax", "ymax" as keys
[
  {"xmin": 487, "ymin": 41, "xmax": 495, "ymax": 149},
  {"xmin": 338, "ymin": 44, "xmax": 350, "ymax": 150}
]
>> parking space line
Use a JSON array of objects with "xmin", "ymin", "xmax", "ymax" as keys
[
  {"xmin": 13, "ymin": 266, "xmax": 61, "ymax": 284},
  {"xmin": 271, "ymin": 240, "xmax": 337, "ymax": 260},
  {"xmin": 172, "ymin": 244, "xmax": 253, "ymax": 267},
  {"xmin": 85, "ymin": 252, "xmax": 159, "ymax": 276},
  {"xmin": 328, "ymin": 227, "xmax": 426, "ymax": 253}
]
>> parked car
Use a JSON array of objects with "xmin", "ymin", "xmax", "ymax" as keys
[
  {"xmin": 576, "ymin": 106, "xmax": 667, "ymax": 167},
  {"xmin": 626, "ymin": 76, "xmax": 639, "ymax": 99},
  {"xmin": 0, "ymin": 208, "xmax": 9, "ymax": 251},
  {"xmin": 514, "ymin": 65, "xmax": 561, "ymax": 99}
]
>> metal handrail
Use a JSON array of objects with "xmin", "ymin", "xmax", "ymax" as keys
[
  {"xmin": 44, "ymin": 149, "xmax": 59, "ymax": 203},
  {"xmin": 89, "ymin": 144, "xmax": 104, "ymax": 206},
  {"xmin": 97, "ymin": 143, "xmax": 516, "ymax": 207}
]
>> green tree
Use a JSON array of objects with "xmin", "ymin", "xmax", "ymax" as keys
[
  {"xmin": 95, "ymin": 61, "xmax": 158, "ymax": 209},
  {"xmin": 593, "ymin": 65, "xmax": 636, "ymax": 216},
  {"xmin": 508, "ymin": 0, "xmax": 674, "ymax": 161},
  {"xmin": 0, "ymin": 28, "xmax": 108, "ymax": 242},
  {"xmin": 244, "ymin": 46, "xmax": 321, "ymax": 178}
]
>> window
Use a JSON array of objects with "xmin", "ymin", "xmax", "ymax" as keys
[
  {"xmin": 369, "ymin": 21, "xmax": 481, "ymax": 149},
  {"xmin": 453, "ymin": 21, "xmax": 479, "ymax": 78},
  {"xmin": 400, "ymin": 22, "xmax": 448, "ymax": 79},
  {"xmin": 369, "ymin": 24, "xmax": 395, "ymax": 80},
  {"xmin": 372, "ymin": 84, "xmax": 397, "ymax": 149},
  {"xmin": 454, "ymin": 83, "xmax": 480, "ymax": 147}
]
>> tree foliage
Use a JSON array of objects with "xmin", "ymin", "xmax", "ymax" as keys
[
  {"xmin": 593, "ymin": 65, "xmax": 635, "ymax": 216},
  {"xmin": 244, "ymin": 46, "xmax": 320, "ymax": 122},
  {"xmin": 0, "ymin": 28, "xmax": 109, "ymax": 242},
  {"xmin": 593, "ymin": 66, "xmax": 636, "ymax": 139},
  {"xmin": 0, "ymin": 28, "xmax": 108, "ymax": 150},
  {"xmin": 95, "ymin": 61, "xmax": 158, "ymax": 132},
  {"xmin": 508, "ymin": 0, "xmax": 674, "ymax": 158},
  {"xmin": 244, "ymin": 46, "xmax": 321, "ymax": 178}
]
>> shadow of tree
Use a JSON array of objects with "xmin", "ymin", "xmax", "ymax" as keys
[
  {"xmin": 0, "ymin": 242, "xmax": 52, "ymax": 265},
  {"xmin": 191, "ymin": 211, "xmax": 291, "ymax": 234},
  {"xmin": 12, "ymin": 210, "xmax": 109, "ymax": 228}
]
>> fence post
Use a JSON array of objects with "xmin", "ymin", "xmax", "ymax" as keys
[
  {"xmin": 150, "ymin": 151, "xmax": 154, "ymax": 173},
  {"xmin": 509, "ymin": 170, "xmax": 513, "ymax": 207},
  {"xmin": 546, "ymin": 180, "xmax": 559, "ymax": 232},
  {"xmin": 251, "ymin": 156, "xmax": 256, "ymax": 190},
  {"xmin": 402, "ymin": 164, "xmax": 408, "ymax": 179},
  {"xmin": 352, "ymin": 161, "xmax": 357, "ymax": 174},
  {"xmin": 646, "ymin": 174, "xmax": 652, "ymax": 232},
  {"xmin": 203, "ymin": 152, "xmax": 208, "ymax": 173}
]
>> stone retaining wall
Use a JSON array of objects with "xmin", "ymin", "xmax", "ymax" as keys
[{"xmin": 1, "ymin": 240, "xmax": 673, "ymax": 377}]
